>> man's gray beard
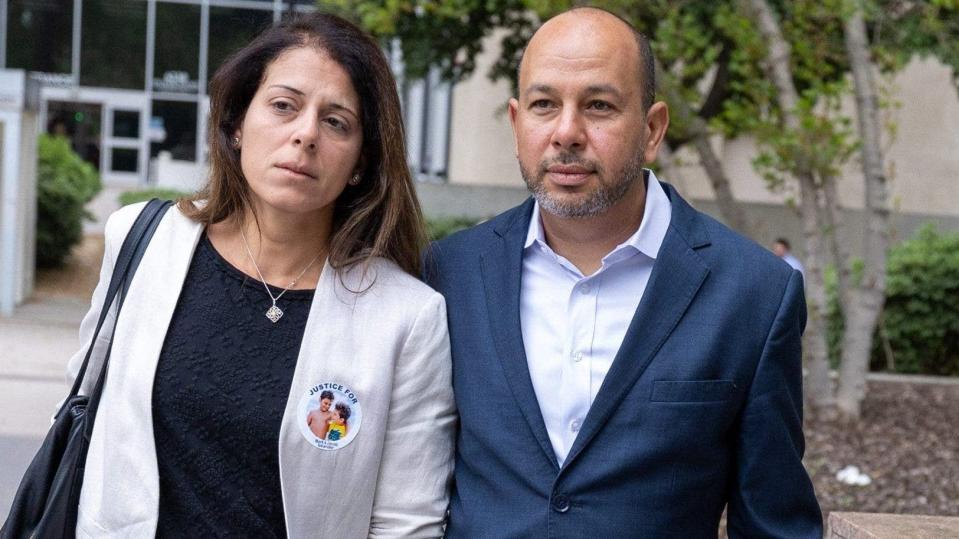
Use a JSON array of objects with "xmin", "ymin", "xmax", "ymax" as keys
[{"xmin": 520, "ymin": 154, "xmax": 646, "ymax": 219}]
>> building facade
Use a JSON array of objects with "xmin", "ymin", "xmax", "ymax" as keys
[{"xmin": 1, "ymin": 0, "xmax": 452, "ymax": 192}]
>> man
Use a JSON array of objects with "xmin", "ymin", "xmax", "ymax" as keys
[
  {"xmin": 774, "ymin": 237, "xmax": 806, "ymax": 278},
  {"xmin": 426, "ymin": 7, "xmax": 822, "ymax": 537}
]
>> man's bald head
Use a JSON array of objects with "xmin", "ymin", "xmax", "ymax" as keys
[{"xmin": 518, "ymin": 7, "xmax": 656, "ymax": 111}]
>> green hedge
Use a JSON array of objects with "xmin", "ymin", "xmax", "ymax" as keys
[
  {"xmin": 36, "ymin": 135, "xmax": 102, "ymax": 268},
  {"xmin": 118, "ymin": 188, "xmax": 190, "ymax": 207},
  {"xmin": 426, "ymin": 216, "xmax": 480, "ymax": 241},
  {"xmin": 826, "ymin": 226, "xmax": 959, "ymax": 377},
  {"xmin": 824, "ymin": 266, "xmax": 844, "ymax": 370},
  {"xmin": 874, "ymin": 226, "xmax": 959, "ymax": 375}
]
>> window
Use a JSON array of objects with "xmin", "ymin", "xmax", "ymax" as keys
[
  {"xmin": 153, "ymin": 2, "xmax": 201, "ymax": 94},
  {"xmin": 80, "ymin": 1, "xmax": 147, "ymax": 89},
  {"xmin": 46, "ymin": 101, "xmax": 103, "ymax": 170},
  {"xmin": 5, "ymin": 0, "xmax": 73, "ymax": 73},
  {"xmin": 111, "ymin": 148, "xmax": 139, "ymax": 173},
  {"xmin": 207, "ymin": 7, "xmax": 272, "ymax": 82},
  {"xmin": 150, "ymin": 100, "xmax": 198, "ymax": 162},
  {"xmin": 112, "ymin": 110, "xmax": 140, "ymax": 139}
]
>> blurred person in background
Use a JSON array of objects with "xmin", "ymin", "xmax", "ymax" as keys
[{"xmin": 774, "ymin": 237, "xmax": 805, "ymax": 279}]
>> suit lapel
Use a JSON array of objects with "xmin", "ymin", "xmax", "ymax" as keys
[
  {"xmin": 563, "ymin": 185, "xmax": 711, "ymax": 468},
  {"xmin": 123, "ymin": 207, "xmax": 204, "ymax": 386},
  {"xmin": 480, "ymin": 200, "xmax": 559, "ymax": 470}
]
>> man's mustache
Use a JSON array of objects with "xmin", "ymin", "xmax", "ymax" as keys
[{"xmin": 538, "ymin": 153, "xmax": 598, "ymax": 173}]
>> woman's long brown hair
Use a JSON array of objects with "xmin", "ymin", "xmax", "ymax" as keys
[{"xmin": 181, "ymin": 12, "xmax": 426, "ymax": 278}]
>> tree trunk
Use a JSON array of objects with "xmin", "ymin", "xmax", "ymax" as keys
[
  {"xmin": 654, "ymin": 141, "xmax": 685, "ymax": 191},
  {"xmin": 690, "ymin": 131, "xmax": 756, "ymax": 237},
  {"xmin": 656, "ymin": 63, "xmax": 757, "ymax": 238},
  {"xmin": 799, "ymin": 180, "xmax": 835, "ymax": 409},
  {"xmin": 741, "ymin": 0, "xmax": 835, "ymax": 409},
  {"xmin": 822, "ymin": 175, "xmax": 850, "ymax": 300},
  {"xmin": 836, "ymin": 1, "xmax": 891, "ymax": 420}
]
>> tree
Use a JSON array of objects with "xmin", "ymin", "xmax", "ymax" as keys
[
  {"xmin": 739, "ymin": 0, "xmax": 959, "ymax": 419},
  {"xmin": 835, "ymin": 0, "xmax": 891, "ymax": 418},
  {"xmin": 832, "ymin": 0, "xmax": 959, "ymax": 417},
  {"xmin": 737, "ymin": 0, "xmax": 850, "ymax": 414}
]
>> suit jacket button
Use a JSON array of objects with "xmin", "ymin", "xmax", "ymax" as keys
[{"xmin": 551, "ymin": 494, "xmax": 571, "ymax": 513}]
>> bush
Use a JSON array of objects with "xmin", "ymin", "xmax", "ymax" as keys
[
  {"xmin": 118, "ymin": 188, "xmax": 190, "ymax": 206},
  {"xmin": 824, "ymin": 265, "xmax": 844, "ymax": 369},
  {"xmin": 426, "ymin": 216, "xmax": 481, "ymax": 241},
  {"xmin": 874, "ymin": 226, "xmax": 959, "ymax": 376},
  {"xmin": 36, "ymin": 135, "xmax": 102, "ymax": 268}
]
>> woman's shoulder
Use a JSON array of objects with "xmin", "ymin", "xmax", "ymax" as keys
[
  {"xmin": 103, "ymin": 201, "xmax": 151, "ymax": 241},
  {"xmin": 103, "ymin": 200, "xmax": 201, "ymax": 250},
  {"xmin": 338, "ymin": 257, "xmax": 443, "ymax": 309}
]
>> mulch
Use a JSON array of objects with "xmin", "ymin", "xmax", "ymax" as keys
[
  {"xmin": 804, "ymin": 380, "xmax": 959, "ymax": 517},
  {"xmin": 33, "ymin": 235, "xmax": 104, "ymax": 299}
]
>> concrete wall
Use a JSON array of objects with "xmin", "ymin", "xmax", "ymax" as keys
[
  {"xmin": 447, "ymin": 30, "xmax": 522, "ymax": 188},
  {"xmin": 827, "ymin": 512, "xmax": 959, "ymax": 538},
  {"xmin": 415, "ymin": 180, "xmax": 959, "ymax": 258},
  {"xmin": 152, "ymin": 151, "xmax": 206, "ymax": 193},
  {"xmin": 0, "ymin": 69, "xmax": 39, "ymax": 315}
]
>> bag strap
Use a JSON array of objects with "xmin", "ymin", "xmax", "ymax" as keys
[{"xmin": 58, "ymin": 198, "xmax": 174, "ymax": 422}]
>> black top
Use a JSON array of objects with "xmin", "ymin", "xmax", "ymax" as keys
[{"xmin": 152, "ymin": 233, "xmax": 314, "ymax": 538}]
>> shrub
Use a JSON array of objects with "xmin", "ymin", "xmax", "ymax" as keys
[
  {"xmin": 36, "ymin": 134, "xmax": 102, "ymax": 268},
  {"xmin": 426, "ymin": 216, "xmax": 481, "ymax": 241},
  {"xmin": 824, "ymin": 265, "xmax": 844, "ymax": 369},
  {"xmin": 118, "ymin": 188, "xmax": 190, "ymax": 206},
  {"xmin": 874, "ymin": 226, "xmax": 959, "ymax": 376}
]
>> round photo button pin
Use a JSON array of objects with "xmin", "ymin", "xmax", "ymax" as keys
[{"xmin": 298, "ymin": 382, "xmax": 362, "ymax": 450}]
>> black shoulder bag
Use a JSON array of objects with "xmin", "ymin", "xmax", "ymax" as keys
[{"xmin": 1, "ymin": 198, "xmax": 174, "ymax": 539}]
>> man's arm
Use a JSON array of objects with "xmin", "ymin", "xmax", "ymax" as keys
[{"xmin": 727, "ymin": 270, "xmax": 823, "ymax": 538}]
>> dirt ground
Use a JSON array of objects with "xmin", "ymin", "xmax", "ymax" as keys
[
  {"xmin": 33, "ymin": 235, "xmax": 104, "ymax": 299},
  {"xmin": 805, "ymin": 380, "xmax": 959, "ymax": 517}
]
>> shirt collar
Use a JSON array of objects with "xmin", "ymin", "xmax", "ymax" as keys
[{"xmin": 524, "ymin": 169, "xmax": 672, "ymax": 261}]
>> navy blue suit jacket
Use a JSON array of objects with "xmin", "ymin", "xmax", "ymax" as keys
[{"xmin": 425, "ymin": 183, "xmax": 822, "ymax": 538}]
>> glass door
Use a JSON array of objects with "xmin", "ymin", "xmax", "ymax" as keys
[{"xmin": 102, "ymin": 94, "xmax": 148, "ymax": 185}]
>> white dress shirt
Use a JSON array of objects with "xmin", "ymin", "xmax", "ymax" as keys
[
  {"xmin": 782, "ymin": 253, "xmax": 805, "ymax": 279},
  {"xmin": 520, "ymin": 171, "xmax": 672, "ymax": 466}
]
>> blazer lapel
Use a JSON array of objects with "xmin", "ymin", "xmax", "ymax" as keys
[
  {"xmin": 85, "ymin": 204, "xmax": 203, "ymax": 535},
  {"xmin": 563, "ymin": 185, "xmax": 711, "ymax": 468},
  {"xmin": 479, "ymin": 200, "xmax": 559, "ymax": 470}
]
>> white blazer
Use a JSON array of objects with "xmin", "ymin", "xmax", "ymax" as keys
[{"xmin": 67, "ymin": 202, "xmax": 456, "ymax": 538}]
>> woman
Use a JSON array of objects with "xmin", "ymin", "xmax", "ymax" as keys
[{"xmin": 66, "ymin": 13, "xmax": 454, "ymax": 538}]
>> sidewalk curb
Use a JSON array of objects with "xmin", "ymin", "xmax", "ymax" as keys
[{"xmin": 865, "ymin": 371, "xmax": 959, "ymax": 386}]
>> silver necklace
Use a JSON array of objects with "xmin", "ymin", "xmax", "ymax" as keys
[{"xmin": 239, "ymin": 227, "xmax": 322, "ymax": 323}]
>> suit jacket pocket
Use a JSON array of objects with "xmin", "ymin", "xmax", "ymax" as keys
[{"xmin": 650, "ymin": 380, "xmax": 738, "ymax": 403}]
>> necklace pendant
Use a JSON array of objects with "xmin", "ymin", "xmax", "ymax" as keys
[{"xmin": 265, "ymin": 305, "xmax": 284, "ymax": 323}]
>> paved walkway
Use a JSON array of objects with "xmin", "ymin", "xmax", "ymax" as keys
[{"xmin": 0, "ymin": 297, "xmax": 85, "ymax": 517}]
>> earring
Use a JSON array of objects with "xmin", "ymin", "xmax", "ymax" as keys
[
  {"xmin": 349, "ymin": 173, "xmax": 361, "ymax": 186},
  {"xmin": 232, "ymin": 136, "xmax": 241, "ymax": 149}
]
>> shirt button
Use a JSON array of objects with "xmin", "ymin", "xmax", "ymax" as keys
[
  {"xmin": 551, "ymin": 494, "xmax": 571, "ymax": 513},
  {"xmin": 570, "ymin": 419, "xmax": 582, "ymax": 433},
  {"xmin": 580, "ymin": 283, "xmax": 592, "ymax": 294},
  {"xmin": 572, "ymin": 352, "xmax": 584, "ymax": 363}
]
